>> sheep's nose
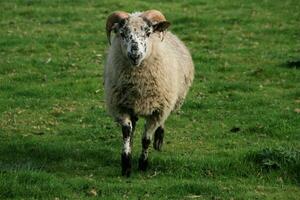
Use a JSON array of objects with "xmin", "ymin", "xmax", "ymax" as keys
[
  {"xmin": 131, "ymin": 44, "xmax": 138, "ymax": 51},
  {"xmin": 128, "ymin": 53, "xmax": 140, "ymax": 60}
]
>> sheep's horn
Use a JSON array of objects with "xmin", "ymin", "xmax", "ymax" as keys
[
  {"xmin": 106, "ymin": 11, "xmax": 129, "ymax": 45},
  {"xmin": 141, "ymin": 10, "xmax": 167, "ymax": 24},
  {"xmin": 141, "ymin": 10, "xmax": 170, "ymax": 41}
]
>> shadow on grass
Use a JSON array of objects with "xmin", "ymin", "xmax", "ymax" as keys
[
  {"xmin": 281, "ymin": 60, "xmax": 300, "ymax": 69},
  {"xmin": 148, "ymin": 154, "xmax": 254, "ymax": 180},
  {"xmin": 143, "ymin": 147, "xmax": 300, "ymax": 185},
  {"xmin": 0, "ymin": 137, "xmax": 120, "ymax": 174},
  {"xmin": 246, "ymin": 147, "xmax": 300, "ymax": 184},
  {"xmin": 2, "ymin": 137, "xmax": 299, "ymax": 185}
]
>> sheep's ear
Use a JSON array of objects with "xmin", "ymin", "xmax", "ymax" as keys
[
  {"xmin": 112, "ymin": 19, "xmax": 126, "ymax": 33},
  {"xmin": 106, "ymin": 11, "xmax": 129, "ymax": 45},
  {"xmin": 153, "ymin": 21, "xmax": 171, "ymax": 32}
]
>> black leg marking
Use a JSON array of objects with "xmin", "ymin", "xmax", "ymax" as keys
[
  {"xmin": 153, "ymin": 126, "xmax": 164, "ymax": 151},
  {"xmin": 122, "ymin": 124, "xmax": 131, "ymax": 138},
  {"xmin": 131, "ymin": 115, "xmax": 138, "ymax": 131},
  {"xmin": 142, "ymin": 137, "xmax": 151, "ymax": 149},
  {"xmin": 138, "ymin": 138, "xmax": 150, "ymax": 171},
  {"xmin": 121, "ymin": 152, "xmax": 131, "ymax": 177},
  {"xmin": 121, "ymin": 123, "xmax": 132, "ymax": 177},
  {"xmin": 138, "ymin": 153, "xmax": 148, "ymax": 171},
  {"xmin": 130, "ymin": 115, "xmax": 138, "ymax": 145}
]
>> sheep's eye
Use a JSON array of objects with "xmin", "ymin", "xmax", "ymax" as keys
[
  {"xmin": 120, "ymin": 32, "xmax": 125, "ymax": 38},
  {"xmin": 144, "ymin": 26, "xmax": 151, "ymax": 37}
]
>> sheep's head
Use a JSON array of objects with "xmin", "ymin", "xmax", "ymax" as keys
[{"xmin": 106, "ymin": 10, "xmax": 170, "ymax": 66}]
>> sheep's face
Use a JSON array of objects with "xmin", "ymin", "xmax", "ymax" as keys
[{"xmin": 117, "ymin": 16, "xmax": 153, "ymax": 66}]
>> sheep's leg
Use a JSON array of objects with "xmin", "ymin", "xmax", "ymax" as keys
[
  {"xmin": 153, "ymin": 125, "xmax": 164, "ymax": 151},
  {"xmin": 130, "ymin": 115, "xmax": 138, "ymax": 147},
  {"xmin": 119, "ymin": 115, "xmax": 133, "ymax": 177},
  {"xmin": 138, "ymin": 117, "xmax": 160, "ymax": 171}
]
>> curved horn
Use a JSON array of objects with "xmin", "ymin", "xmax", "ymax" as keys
[
  {"xmin": 141, "ymin": 10, "xmax": 170, "ymax": 41},
  {"xmin": 106, "ymin": 11, "xmax": 129, "ymax": 45},
  {"xmin": 140, "ymin": 10, "xmax": 167, "ymax": 24}
]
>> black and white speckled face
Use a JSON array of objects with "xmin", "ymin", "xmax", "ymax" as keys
[{"xmin": 117, "ymin": 15, "xmax": 153, "ymax": 66}]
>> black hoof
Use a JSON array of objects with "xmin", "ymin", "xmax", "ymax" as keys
[
  {"xmin": 121, "ymin": 153, "xmax": 131, "ymax": 177},
  {"xmin": 153, "ymin": 126, "xmax": 164, "ymax": 151},
  {"xmin": 138, "ymin": 155, "xmax": 148, "ymax": 171}
]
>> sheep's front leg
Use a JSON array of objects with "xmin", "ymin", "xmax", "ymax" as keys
[
  {"xmin": 130, "ymin": 115, "xmax": 138, "ymax": 147},
  {"xmin": 138, "ymin": 117, "xmax": 160, "ymax": 171},
  {"xmin": 120, "ymin": 115, "xmax": 133, "ymax": 177},
  {"xmin": 153, "ymin": 125, "xmax": 164, "ymax": 151}
]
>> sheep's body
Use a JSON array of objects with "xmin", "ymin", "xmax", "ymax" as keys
[
  {"xmin": 104, "ymin": 10, "xmax": 194, "ymax": 176},
  {"xmin": 104, "ymin": 31, "xmax": 194, "ymax": 121}
]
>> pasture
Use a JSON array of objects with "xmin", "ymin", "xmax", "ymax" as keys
[{"xmin": 0, "ymin": 0, "xmax": 299, "ymax": 199}]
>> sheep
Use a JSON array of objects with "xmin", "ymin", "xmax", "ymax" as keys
[{"xmin": 104, "ymin": 10, "xmax": 194, "ymax": 176}]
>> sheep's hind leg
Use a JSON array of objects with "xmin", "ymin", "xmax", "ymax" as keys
[
  {"xmin": 120, "ymin": 115, "xmax": 133, "ymax": 177},
  {"xmin": 138, "ymin": 117, "xmax": 160, "ymax": 171},
  {"xmin": 153, "ymin": 125, "xmax": 164, "ymax": 151}
]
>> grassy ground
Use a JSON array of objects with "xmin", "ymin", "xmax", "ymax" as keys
[{"xmin": 0, "ymin": 0, "xmax": 300, "ymax": 199}]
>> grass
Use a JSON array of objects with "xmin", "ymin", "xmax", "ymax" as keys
[{"xmin": 0, "ymin": 0, "xmax": 300, "ymax": 199}]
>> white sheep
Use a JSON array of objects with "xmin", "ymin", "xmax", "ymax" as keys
[{"xmin": 104, "ymin": 10, "xmax": 194, "ymax": 176}]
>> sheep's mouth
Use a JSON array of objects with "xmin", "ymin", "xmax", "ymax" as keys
[
  {"xmin": 128, "ymin": 53, "xmax": 142, "ymax": 66},
  {"xmin": 129, "ymin": 58, "xmax": 141, "ymax": 67},
  {"xmin": 131, "ymin": 61, "xmax": 139, "ymax": 66}
]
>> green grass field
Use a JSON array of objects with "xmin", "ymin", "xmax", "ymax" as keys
[{"xmin": 0, "ymin": 0, "xmax": 300, "ymax": 199}]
